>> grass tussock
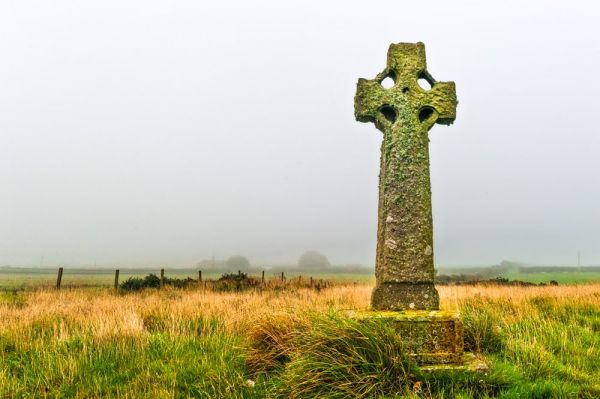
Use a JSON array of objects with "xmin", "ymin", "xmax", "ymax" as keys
[
  {"xmin": 246, "ymin": 312, "xmax": 308, "ymax": 374},
  {"xmin": 249, "ymin": 313, "xmax": 422, "ymax": 398},
  {"xmin": 0, "ymin": 283, "xmax": 598, "ymax": 397}
]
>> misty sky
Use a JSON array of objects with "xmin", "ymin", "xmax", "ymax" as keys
[{"xmin": 1, "ymin": 1, "xmax": 599, "ymax": 267}]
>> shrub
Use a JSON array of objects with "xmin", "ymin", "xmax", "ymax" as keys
[
  {"xmin": 120, "ymin": 274, "xmax": 161, "ymax": 291},
  {"xmin": 164, "ymin": 276, "xmax": 195, "ymax": 289},
  {"xmin": 119, "ymin": 274, "xmax": 195, "ymax": 291},
  {"xmin": 213, "ymin": 272, "xmax": 261, "ymax": 292}
]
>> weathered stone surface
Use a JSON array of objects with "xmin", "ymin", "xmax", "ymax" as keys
[
  {"xmin": 354, "ymin": 42, "xmax": 457, "ymax": 310},
  {"xmin": 370, "ymin": 282, "xmax": 439, "ymax": 310},
  {"xmin": 351, "ymin": 42, "xmax": 479, "ymax": 372},
  {"xmin": 352, "ymin": 310, "xmax": 464, "ymax": 365},
  {"xmin": 420, "ymin": 353, "xmax": 489, "ymax": 374}
]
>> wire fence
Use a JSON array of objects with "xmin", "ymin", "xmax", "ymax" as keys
[{"xmin": 0, "ymin": 267, "xmax": 363, "ymax": 292}]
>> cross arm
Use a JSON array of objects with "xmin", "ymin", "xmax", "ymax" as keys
[
  {"xmin": 421, "ymin": 81, "xmax": 457, "ymax": 126},
  {"xmin": 354, "ymin": 78, "xmax": 387, "ymax": 124}
]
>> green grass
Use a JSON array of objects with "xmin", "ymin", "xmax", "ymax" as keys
[
  {"xmin": 5, "ymin": 267, "xmax": 600, "ymax": 291},
  {"xmin": 459, "ymin": 295, "xmax": 600, "ymax": 398},
  {"xmin": 0, "ymin": 269, "xmax": 373, "ymax": 290},
  {"xmin": 244, "ymin": 297, "xmax": 600, "ymax": 398},
  {"xmin": 0, "ymin": 269, "xmax": 211, "ymax": 290},
  {"xmin": 0, "ymin": 321, "xmax": 265, "ymax": 398},
  {"xmin": 504, "ymin": 270, "xmax": 600, "ymax": 284},
  {"xmin": 1, "ymin": 286, "xmax": 598, "ymax": 398}
]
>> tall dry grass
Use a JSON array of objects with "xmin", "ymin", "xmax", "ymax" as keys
[
  {"xmin": 1, "ymin": 283, "xmax": 598, "ymax": 341},
  {"xmin": 1, "ymin": 282, "xmax": 599, "ymax": 398}
]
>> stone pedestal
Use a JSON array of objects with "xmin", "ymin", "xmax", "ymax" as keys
[{"xmin": 352, "ymin": 310, "xmax": 464, "ymax": 365}]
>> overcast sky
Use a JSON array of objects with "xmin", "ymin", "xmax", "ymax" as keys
[{"xmin": 1, "ymin": 0, "xmax": 599, "ymax": 267}]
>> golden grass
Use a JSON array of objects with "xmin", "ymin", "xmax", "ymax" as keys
[
  {"xmin": 1, "ymin": 283, "xmax": 598, "ymax": 342},
  {"xmin": 1, "ymin": 282, "xmax": 599, "ymax": 398},
  {"xmin": 438, "ymin": 283, "xmax": 600, "ymax": 310}
]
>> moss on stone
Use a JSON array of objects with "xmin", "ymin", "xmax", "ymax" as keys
[
  {"xmin": 351, "ymin": 310, "xmax": 460, "ymax": 321},
  {"xmin": 350, "ymin": 309, "xmax": 464, "ymax": 365},
  {"xmin": 354, "ymin": 42, "xmax": 457, "ymax": 311}
]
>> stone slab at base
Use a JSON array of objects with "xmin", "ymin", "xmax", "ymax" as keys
[
  {"xmin": 350, "ymin": 310, "xmax": 464, "ymax": 365},
  {"xmin": 421, "ymin": 353, "xmax": 488, "ymax": 374}
]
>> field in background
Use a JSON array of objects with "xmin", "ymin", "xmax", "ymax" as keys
[
  {"xmin": 438, "ymin": 264, "xmax": 600, "ymax": 285},
  {"xmin": 2, "ymin": 264, "xmax": 600, "ymax": 290},
  {"xmin": 504, "ymin": 270, "xmax": 600, "ymax": 284},
  {"xmin": 0, "ymin": 267, "xmax": 374, "ymax": 290},
  {"xmin": 0, "ymin": 282, "xmax": 598, "ymax": 398}
]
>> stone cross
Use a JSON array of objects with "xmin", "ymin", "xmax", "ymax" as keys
[{"xmin": 354, "ymin": 42, "xmax": 457, "ymax": 310}]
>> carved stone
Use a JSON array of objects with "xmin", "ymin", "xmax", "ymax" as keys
[{"xmin": 354, "ymin": 42, "xmax": 457, "ymax": 310}]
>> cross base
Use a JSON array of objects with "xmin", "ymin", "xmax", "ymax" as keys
[
  {"xmin": 351, "ymin": 310, "xmax": 466, "ymax": 365},
  {"xmin": 420, "ymin": 353, "xmax": 488, "ymax": 374},
  {"xmin": 371, "ymin": 282, "xmax": 440, "ymax": 310}
]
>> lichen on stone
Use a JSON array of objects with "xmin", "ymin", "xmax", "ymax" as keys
[{"xmin": 354, "ymin": 42, "xmax": 458, "ymax": 311}]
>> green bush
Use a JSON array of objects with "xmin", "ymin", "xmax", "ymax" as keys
[
  {"xmin": 165, "ymin": 276, "xmax": 196, "ymax": 288},
  {"xmin": 119, "ymin": 274, "xmax": 197, "ymax": 292},
  {"xmin": 120, "ymin": 274, "xmax": 161, "ymax": 291},
  {"xmin": 213, "ymin": 272, "xmax": 261, "ymax": 292}
]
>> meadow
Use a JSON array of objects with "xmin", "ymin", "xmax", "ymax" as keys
[
  {"xmin": 0, "ymin": 280, "xmax": 598, "ymax": 398},
  {"xmin": 504, "ymin": 270, "xmax": 600, "ymax": 284},
  {"xmin": 2, "ymin": 265, "xmax": 599, "ymax": 291},
  {"xmin": 0, "ymin": 268, "xmax": 373, "ymax": 290}
]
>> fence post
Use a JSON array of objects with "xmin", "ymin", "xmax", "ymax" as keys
[
  {"xmin": 238, "ymin": 270, "xmax": 241, "ymax": 277},
  {"xmin": 56, "ymin": 267, "xmax": 63, "ymax": 290},
  {"xmin": 310, "ymin": 276, "xmax": 313, "ymax": 288},
  {"xmin": 160, "ymin": 268, "xmax": 165, "ymax": 288},
  {"xmin": 261, "ymin": 270, "xmax": 265, "ymax": 284},
  {"xmin": 281, "ymin": 271, "xmax": 284, "ymax": 281},
  {"xmin": 114, "ymin": 269, "xmax": 119, "ymax": 290},
  {"xmin": 198, "ymin": 270, "xmax": 202, "ymax": 282}
]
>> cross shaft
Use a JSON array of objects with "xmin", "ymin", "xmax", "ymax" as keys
[{"xmin": 354, "ymin": 42, "xmax": 457, "ymax": 310}]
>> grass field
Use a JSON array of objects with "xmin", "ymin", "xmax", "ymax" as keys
[
  {"xmin": 504, "ymin": 270, "xmax": 600, "ymax": 284},
  {"xmin": 2, "ymin": 265, "xmax": 599, "ymax": 291},
  {"xmin": 0, "ymin": 282, "xmax": 598, "ymax": 398},
  {"xmin": 0, "ymin": 268, "xmax": 374, "ymax": 290}
]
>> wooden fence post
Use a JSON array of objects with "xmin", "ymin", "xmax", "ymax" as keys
[
  {"xmin": 281, "ymin": 271, "xmax": 285, "ymax": 281},
  {"xmin": 261, "ymin": 270, "xmax": 265, "ymax": 284},
  {"xmin": 56, "ymin": 267, "xmax": 63, "ymax": 290},
  {"xmin": 160, "ymin": 268, "xmax": 165, "ymax": 287},
  {"xmin": 114, "ymin": 269, "xmax": 119, "ymax": 290},
  {"xmin": 198, "ymin": 270, "xmax": 202, "ymax": 282},
  {"xmin": 310, "ymin": 276, "xmax": 313, "ymax": 288}
]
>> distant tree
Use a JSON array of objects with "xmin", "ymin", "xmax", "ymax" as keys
[
  {"xmin": 226, "ymin": 255, "xmax": 251, "ymax": 270},
  {"xmin": 298, "ymin": 251, "xmax": 331, "ymax": 270}
]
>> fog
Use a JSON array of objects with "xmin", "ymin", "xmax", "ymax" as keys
[{"xmin": 1, "ymin": 0, "xmax": 599, "ymax": 267}]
